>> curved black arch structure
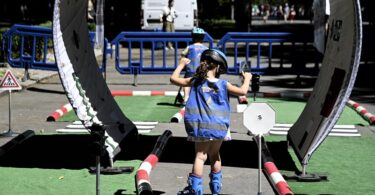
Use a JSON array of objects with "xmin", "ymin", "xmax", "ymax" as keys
[
  {"xmin": 52, "ymin": 0, "xmax": 137, "ymax": 165},
  {"xmin": 288, "ymin": 0, "xmax": 362, "ymax": 172}
]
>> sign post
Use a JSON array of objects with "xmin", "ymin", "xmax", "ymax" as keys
[
  {"xmin": 0, "ymin": 70, "xmax": 22, "ymax": 137},
  {"xmin": 243, "ymin": 103, "xmax": 275, "ymax": 195}
]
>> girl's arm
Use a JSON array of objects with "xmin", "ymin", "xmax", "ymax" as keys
[
  {"xmin": 227, "ymin": 72, "xmax": 252, "ymax": 96},
  {"xmin": 170, "ymin": 58, "xmax": 192, "ymax": 87}
]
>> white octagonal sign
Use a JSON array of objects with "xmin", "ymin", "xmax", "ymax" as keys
[{"xmin": 243, "ymin": 102, "xmax": 275, "ymax": 135}]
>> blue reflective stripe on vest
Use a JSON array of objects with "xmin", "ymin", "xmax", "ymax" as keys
[
  {"xmin": 185, "ymin": 122, "xmax": 228, "ymax": 132},
  {"xmin": 185, "ymin": 107, "xmax": 230, "ymax": 118}
]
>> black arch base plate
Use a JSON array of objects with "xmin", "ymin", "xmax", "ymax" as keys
[
  {"xmin": 283, "ymin": 172, "xmax": 328, "ymax": 182},
  {"xmin": 88, "ymin": 166, "xmax": 134, "ymax": 175}
]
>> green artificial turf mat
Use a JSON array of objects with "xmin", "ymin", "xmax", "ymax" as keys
[
  {"xmin": 58, "ymin": 96, "xmax": 368, "ymax": 125},
  {"xmin": 58, "ymin": 96, "xmax": 182, "ymax": 122},
  {"xmin": 287, "ymin": 136, "xmax": 375, "ymax": 194},
  {"xmin": 247, "ymin": 97, "xmax": 368, "ymax": 125},
  {"xmin": 0, "ymin": 160, "xmax": 141, "ymax": 195},
  {"xmin": 1, "ymin": 137, "xmax": 374, "ymax": 194},
  {"xmin": 264, "ymin": 135, "xmax": 375, "ymax": 194}
]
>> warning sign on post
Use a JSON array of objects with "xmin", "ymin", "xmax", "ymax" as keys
[{"xmin": 0, "ymin": 70, "xmax": 22, "ymax": 91}]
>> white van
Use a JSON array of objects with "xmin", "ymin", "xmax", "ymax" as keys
[{"xmin": 141, "ymin": 0, "xmax": 198, "ymax": 31}]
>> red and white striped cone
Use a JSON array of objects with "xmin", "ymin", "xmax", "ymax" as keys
[
  {"xmin": 136, "ymin": 130, "xmax": 172, "ymax": 195},
  {"xmin": 46, "ymin": 103, "xmax": 72, "ymax": 121},
  {"xmin": 170, "ymin": 107, "xmax": 185, "ymax": 123},
  {"xmin": 347, "ymin": 99, "xmax": 375, "ymax": 125},
  {"xmin": 136, "ymin": 154, "xmax": 158, "ymax": 194},
  {"xmin": 253, "ymin": 136, "xmax": 294, "ymax": 195},
  {"xmin": 111, "ymin": 90, "xmax": 178, "ymax": 97},
  {"xmin": 264, "ymin": 162, "xmax": 294, "ymax": 195}
]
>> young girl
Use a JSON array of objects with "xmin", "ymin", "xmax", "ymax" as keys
[{"xmin": 170, "ymin": 49, "xmax": 252, "ymax": 195}]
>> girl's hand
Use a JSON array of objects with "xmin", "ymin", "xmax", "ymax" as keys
[
  {"xmin": 179, "ymin": 57, "xmax": 191, "ymax": 67},
  {"xmin": 242, "ymin": 71, "xmax": 252, "ymax": 80}
]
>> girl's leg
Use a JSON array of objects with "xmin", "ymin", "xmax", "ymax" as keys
[
  {"xmin": 178, "ymin": 142, "xmax": 209, "ymax": 195},
  {"xmin": 208, "ymin": 140, "xmax": 223, "ymax": 172},
  {"xmin": 208, "ymin": 140, "xmax": 223, "ymax": 195},
  {"xmin": 192, "ymin": 142, "xmax": 210, "ymax": 176}
]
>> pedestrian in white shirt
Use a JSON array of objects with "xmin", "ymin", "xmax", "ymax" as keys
[{"xmin": 160, "ymin": 0, "xmax": 178, "ymax": 50}]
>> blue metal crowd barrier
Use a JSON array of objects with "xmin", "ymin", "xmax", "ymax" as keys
[
  {"xmin": 216, "ymin": 32, "xmax": 321, "ymax": 75},
  {"xmin": 5, "ymin": 24, "xmax": 321, "ymax": 81},
  {"xmin": 111, "ymin": 31, "xmax": 214, "ymax": 75},
  {"xmin": 6, "ymin": 24, "xmax": 57, "ymax": 71},
  {"xmin": 4, "ymin": 24, "xmax": 109, "ymax": 80},
  {"xmin": 111, "ymin": 31, "xmax": 320, "ymax": 78}
]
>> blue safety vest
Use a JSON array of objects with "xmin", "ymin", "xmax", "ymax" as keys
[
  {"xmin": 184, "ymin": 79, "xmax": 230, "ymax": 140},
  {"xmin": 185, "ymin": 44, "xmax": 208, "ymax": 75}
]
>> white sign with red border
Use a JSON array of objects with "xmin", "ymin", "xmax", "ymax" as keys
[{"xmin": 0, "ymin": 70, "xmax": 22, "ymax": 91}]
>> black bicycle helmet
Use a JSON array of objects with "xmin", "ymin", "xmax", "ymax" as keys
[{"xmin": 200, "ymin": 49, "xmax": 228, "ymax": 74}]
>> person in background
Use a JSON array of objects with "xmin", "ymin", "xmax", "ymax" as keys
[
  {"xmin": 262, "ymin": 3, "xmax": 270, "ymax": 23},
  {"xmin": 170, "ymin": 49, "xmax": 252, "ymax": 195},
  {"xmin": 180, "ymin": 27, "xmax": 208, "ymax": 104},
  {"xmin": 160, "ymin": 0, "xmax": 178, "ymax": 50},
  {"xmin": 283, "ymin": 3, "xmax": 290, "ymax": 22},
  {"xmin": 289, "ymin": 5, "xmax": 297, "ymax": 23},
  {"xmin": 277, "ymin": 5, "xmax": 284, "ymax": 22}
]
